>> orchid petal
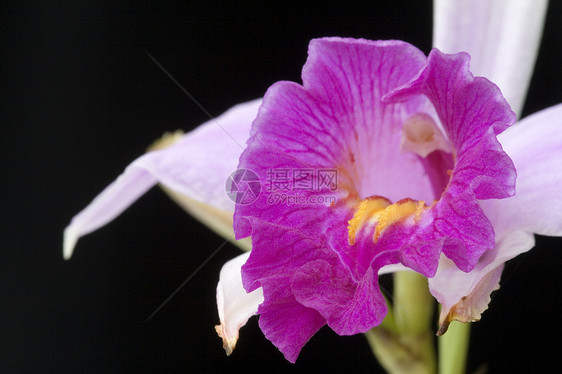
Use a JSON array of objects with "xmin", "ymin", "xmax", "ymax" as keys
[
  {"xmin": 482, "ymin": 104, "xmax": 562, "ymax": 236},
  {"xmin": 293, "ymin": 260, "xmax": 387, "ymax": 335},
  {"xmin": 387, "ymin": 49, "xmax": 516, "ymax": 272},
  {"xmin": 430, "ymin": 231, "xmax": 535, "ymax": 333},
  {"xmin": 240, "ymin": 221, "xmax": 331, "ymax": 362},
  {"xmin": 64, "ymin": 99, "xmax": 261, "ymax": 259},
  {"xmin": 215, "ymin": 252, "xmax": 264, "ymax": 356},
  {"xmin": 258, "ymin": 273, "xmax": 326, "ymax": 364},
  {"xmin": 378, "ymin": 263, "xmax": 409, "ymax": 275},
  {"xmin": 433, "ymin": 0, "xmax": 548, "ymax": 117}
]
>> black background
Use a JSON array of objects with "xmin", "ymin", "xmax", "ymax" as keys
[{"xmin": 3, "ymin": 1, "xmax": 562, "ymax": 372}]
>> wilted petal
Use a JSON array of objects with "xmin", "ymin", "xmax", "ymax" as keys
[
  {"xmin": 433, "ymin": 0, "xmax": 548, "ymax": 117},
  {"xmin": 430, "ymin": 231, "xmax": 535, "ymax": 334},
  {"xmin": 64, "ymin": 99, "xmax": 261, "ymax": 259},
  {"xmin": 215, "ymin": 252, "xmax": 264, "ymax": 355}
]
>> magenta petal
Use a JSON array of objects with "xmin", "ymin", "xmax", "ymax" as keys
[
  {"xmin": 386, "ymin": 49, "xmax": 516, "ymax": 271},
  {"xmin": 237, "ymin": 39, "xmax": 433, "ymax": 361},
  {"xmin": 257, "ymin": 278, "xmax": 325, "ymax": 364},
  {"xmin": 323, "ymin": 204, "xmax": 441, "ymax": 279},
  {"xmin": 241, "ymin": 221, "xmax": 330, "ymax": 293},
  {"xmin": 293, "ymin": 260, "xmax": 386, "ymax": 335},
  {"xmin": 386, "ymin": 50, "xmax": 516, "ymax": 142},
  {"xmin": 243, "ymin": 226, "xmax": 328, "ymax": 362}
]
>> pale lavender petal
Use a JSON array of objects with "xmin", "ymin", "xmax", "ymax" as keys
[
  {"xmin": 378, "ymin": 263, "xmax": 408, "ymax": 275},
  {"xmin": 482, "ymin": 104, "xmax": 562, "ymax": 236},
  {"xmin": 215, "ymin": 252, "xmax": 264, "ymax": 356},
  {"xmin": 433, "ymin": 0, "xmax": 548, "ymax": 117},
  {"xmin": 63, "ymin": 168, "xmax": 157, "ymax": 259},
  {"xmin": 64, "ymin": 99, "xmax": 261, "ymax": 259}
]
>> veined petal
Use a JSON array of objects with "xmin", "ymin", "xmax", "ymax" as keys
[
  {"xmin": 64, "ymin": 99, "xmax": 261, "ymax": 259},
  {"xmin": 430, "ymin": 231, "xmax": 535, "ymax": 333},
  {"xmin": 433, "ymin": 0, "xmax": 548, "ymax": 117},
  {"xmin": 236, "ymin": 39, "xmax": 434, "ymax": 239},
  {"xmin": 387, "ymin": 49, "xmax": 516, "ymax": 271},
  {"xmin": 215, "ymin": 252, "xmax": 264, "ymax": 356},
  {"xmin": 293, "ymin": 260, "xmax": 387, "ymax": 335},
  {"xmin": 242, "ymin": 222, "xmax": 327, "ymax": 362},
  {"xmin": 257, "ymin": 273, "xmax": 326, "ymax": 364},
  {"xmin": 235, "ymin": 39, "xmax": 435, "ymax": 241},
  {"xmin": 482, "ymin": 104, "xmax": 562, "ymax": 236}
]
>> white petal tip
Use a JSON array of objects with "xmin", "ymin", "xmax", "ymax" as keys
[
  {"xmin": 215, "ymin": 324, "xmax": 237, "ymax": 356},
  {"xmin": 436, "ymin": 298, "xmax": 483, "ymax": 336},
  {"xmin": 63, "ymin": 225, "xmax": 79, "ymax": 260}
]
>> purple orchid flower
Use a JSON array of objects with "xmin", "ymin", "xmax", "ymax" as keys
[
  {"xmin": 64, "ymin": 0, "xmax": 560, "ymax": 366},
  {"xmin": 232, "ymin": 37, "xmax": 517, "ymax": 362}
]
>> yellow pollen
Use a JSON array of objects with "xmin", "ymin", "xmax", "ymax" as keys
[
  {"xmin": 347, "ymin": 197, "xmax": 426, "ymax": 245},
  {"xmin": 373, "ymin": 199, "xmax": 426, "ymax": 242},
  {"xmin": 347, "ymin": 197, "xmax": 390, "ymax": 245}
]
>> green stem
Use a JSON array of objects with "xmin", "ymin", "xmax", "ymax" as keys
[
  {"xmin": 438, "ymin": 321, "xmax": 470, "ymax": 374},
  {"xmin": 366, "ymin": 272, "xmax": 436, "ymax": 374},
  {"xmin": 394, "ymin": 271, "xmax": 434, "ymax": 335}
]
